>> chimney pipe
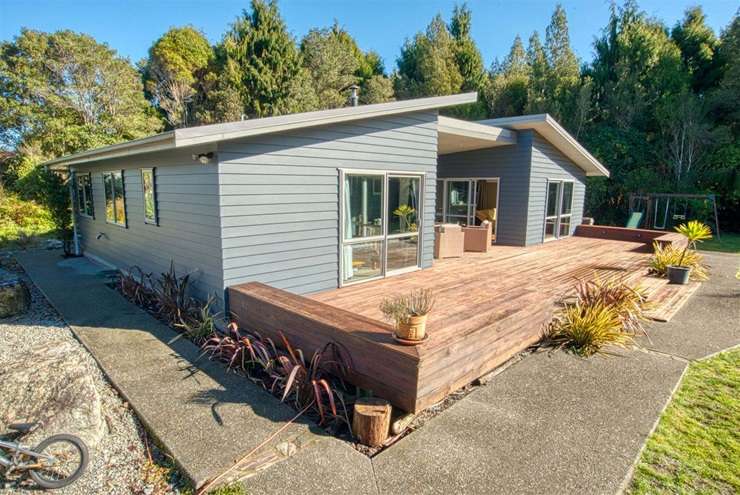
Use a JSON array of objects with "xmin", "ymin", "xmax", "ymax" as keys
[{"xmin": 349, "ymin": 85, "xmax": 360, "ymax": 107}]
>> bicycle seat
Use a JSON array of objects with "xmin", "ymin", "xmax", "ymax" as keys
[{"xmin": 7, "ymin": 422, "xmax": 39, "ymax": 433}]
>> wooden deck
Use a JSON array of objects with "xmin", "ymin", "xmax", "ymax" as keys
[{"xmin": 229, "ymin": 234, "xmax": 695, "ymax": 413}]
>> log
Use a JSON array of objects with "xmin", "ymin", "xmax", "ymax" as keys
[{"xmin": 352, "ymin": 398, "xmax": 391, "ymax": 447}]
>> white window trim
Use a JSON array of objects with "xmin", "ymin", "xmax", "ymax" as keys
[
  {"xmin": 542, "ymin": 178, "xmax": 575, "ymax": 242},
  {"xmin": 76, "ymin": 172, "xmax": 94, "ymax": 219},
  {"xmin": 141, "ymin": 167, "xmax": 158, "ymax": 225},
  {"xmin": 338, "ymin": 168, "xmax": 425, "ymax": 288},
  {"xmin": 103, "ymin": 170, "xmax": 127, "ymax": 228}
]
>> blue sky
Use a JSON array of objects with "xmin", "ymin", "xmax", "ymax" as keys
[{"xmin": 1, "ymin": 0, "xmax": 737, "ymax": 71}]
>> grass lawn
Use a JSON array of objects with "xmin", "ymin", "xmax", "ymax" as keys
[
  {"xmin": 699, "ymin": 232, "xmax": 740, "ymax": 254},
  {"xmin": 629, "ymin": 348, "xmax": 740, "ymax": 494}
]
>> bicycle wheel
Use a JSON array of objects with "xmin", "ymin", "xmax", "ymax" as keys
[{"xmin": 28, "ymin": 434, "xmax": 89, "ymax": 489}]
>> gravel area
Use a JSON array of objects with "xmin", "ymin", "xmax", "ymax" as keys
[{"xmin": 0, "ymin": 253, "xmax": 181, "ymax": 494}]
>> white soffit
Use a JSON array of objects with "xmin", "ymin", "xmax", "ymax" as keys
[
  {"xmin": 437, "ymin": 116, "xmax": 517, "ymax": 155},
  {"xmin": 478, "ymin": 114, "xmax": 610, "ymax": 177}
]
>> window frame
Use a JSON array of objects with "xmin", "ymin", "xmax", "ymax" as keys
[
  {"xmin": 141, "ymin": 168, "xmax": 158, "ymax": 225},
  {"xmin": 76, "ymin": 172, "xmax": 94, "ymax": 218},
  {"xmin": 103, "ymin": 170, "xmax": 127, "ymax": 227}
]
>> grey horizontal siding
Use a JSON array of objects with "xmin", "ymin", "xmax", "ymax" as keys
[
  {"xmin": 217, "ymin": 111, "xmax": 438, "ymax": 295},
  {"xmin": 72, "ymin": 148, "xmax": 224, "ymax": 307},
  {"xmin": 526, "ymin": 131, "xmax": 587, "ymax": 245},
  {"xmin": 437, "ymin": 130, "xmax": 533, "ymax": 246}
]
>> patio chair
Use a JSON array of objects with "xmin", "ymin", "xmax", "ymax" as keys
[{"xmin": 434, "ymin": 224, "xmax": 465, "ymax": 259}]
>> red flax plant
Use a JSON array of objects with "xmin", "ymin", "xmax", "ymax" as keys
[{"xmin": 200, "ymin": 323, "xmax": 352, "ymax": 430}]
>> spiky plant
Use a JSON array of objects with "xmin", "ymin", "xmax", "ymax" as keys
[
  {"xmin": 572, "ymin": 278, "xmax": 651, "ymax": 335},
  {"xmin": 546, "ymin": 301, "xmax": 632, "ymax": 356},
  {"xmin": 674, "ymin": 220, "xmax": 712, "ymax": 267},
  {"xmin": 649, "ymin": 242, "xmax": 709, "ymax": 281}
]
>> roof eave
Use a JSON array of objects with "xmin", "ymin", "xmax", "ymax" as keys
[
  {"xmin": 45, "ymin": 132, "xmax": 176, "ymax": 169},
  {"xmin": 174, "ymin": 92, "xmax": 478, "ymax": 148}
]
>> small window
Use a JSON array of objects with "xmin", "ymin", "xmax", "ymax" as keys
[
  {"xmin": 141, "ymin": 168, "xmax": 157, "ymax": 225},
  {"xmin": 76, "ymin": 172, "xmax": 94, "ymax": 218},
  {"xmin": 103, "ymin": 171, "xmax": 126, "ymax": 227}
]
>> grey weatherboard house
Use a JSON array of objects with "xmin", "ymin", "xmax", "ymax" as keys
[{"xmin": 47, "ymin": 92, "xmax": 609, "ymax": 310}]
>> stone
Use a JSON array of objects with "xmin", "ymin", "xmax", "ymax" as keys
[
  {"xmin": 0, "ymin": 269, "xmax": 30, "ymax": 318},
  {"xmin": 0, "ymin": 341, "xmax": 104, "ymax": 449}
]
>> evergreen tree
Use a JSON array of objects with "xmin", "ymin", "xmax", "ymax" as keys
[
  {"xmin": 449, "ymin": 3, "xmax": 486, "ymax": 91},
  {"xmin": 543, "ymin": 4, "xmax": 583, "ymax": 129},
  {"xmin": 142, "ymin": 26, "xmax": 214, "ymax": 128},
  {"xmin": 672, "ymin": 6, "xmax": 721, "ymax": 94},
  {"xmin": 217, "ymin": 0, "xmax": 311, "ymax": 118},
  {"xmin": 300, "ymin": 22, "xmax": 393, "ymax": 106},
  {"xmin": 300, "ymin": 25, "xmax": 359, "ymax": 109},
  {"xmin": 526, "ymin": 31, "xmax": 548, "ymax": 113},
  {"xmin": 395, "ymin": 15, "xmax": 463, "ymax": 98},
  {"xmin": 483, "ymin": 35, "xmax": 530, "ymax": 116}
]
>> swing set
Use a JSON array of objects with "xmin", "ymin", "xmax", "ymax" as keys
[{"xmin": 628, "ymin": 193, "xmax": 721, "ymax": 240}]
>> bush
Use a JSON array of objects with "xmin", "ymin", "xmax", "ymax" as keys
[
  {"xmin": 546, "ymin": 301, "xmax": 631, "ymax": 357},
  {"xmin": 649, "ymin": 242, "xmax": 709, "ymax": 281},
  {"xmin": 546, "ymin": 278, "xmax": 651, "ymax": 356},
  {"xmin": 0, "ymin": 187, "xmax": 55, "ymax": 245},
  {"xmin": 4, "ymin": 155, "xmax": 72, "ymax": 238}
]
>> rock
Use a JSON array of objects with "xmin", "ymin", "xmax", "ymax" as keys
[
  {"xmin": 0, "ymin": 269, "xmax": 30, "ymax": 318},
  {"xmin": 0, "ymin": 341, "xmax": 104, "ymax": 449}
]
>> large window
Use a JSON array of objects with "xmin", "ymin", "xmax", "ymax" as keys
[
  {"xmin": 103, "ymin": 171, "xmax": 126, "ymax": 226},
  {"xmin": 141, "ymin": 168, "xmax": 157, "ymax": 225},
  {"xmin": 76, "ymin": 172, "xmax": 94, "ymax": 218},
  {"xmin": 341, "ymin": 171, "xmax": 422, "ymax": 285}
]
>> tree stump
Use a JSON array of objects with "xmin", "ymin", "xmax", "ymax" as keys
[{"xmin": 352, "ymin": 398, "xmax": 391, "ymax": 447}]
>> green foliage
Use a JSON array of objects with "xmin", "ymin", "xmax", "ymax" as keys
[
  {"xmin": 379, "ymin": 289, "xmax": 435, "ymax": 327},
  {"xmin": 142, "ymin": 26, "xmax": 214, "ymax": 128},
  {"xmin": 649, "ymin": 242, "xmax": 709, "ymax": 281},
  {"xmin": 546, "ymin": 277, "xmax": 650, "ymax": 356},
  {"xmin": 671, "ymin": 7, "xmax": 721, "ymax": 93},
  {"xmin": 395, "ymin": 15, "xmax": 463, "ymax": 98},
  {"xmin": 0, "ymin": 29, "xmax": 162, "ymax": 157},
  {"xmin": 546, "ymin": 301, "xmax": 632, "ymax": 357},
  {"xmin": 217, "ymin": 0, "xmax": 311, "ymax": 118},
  {"xmin": 210, "ymin": 484, "xmax": 249, "ymax": 495},
  {"xmin": 300, "ymin": 24, "xmax": 359, "ymax": 109},
  {"xmin": 0, "ymin": 187, "xmax": 55, "ymax": 246},
  {"xmin": 629, "ymin": 349, "xmax": 740, "ymax": 494}
]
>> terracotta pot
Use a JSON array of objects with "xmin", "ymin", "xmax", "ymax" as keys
[{"xmin": 396, "ymin": 314, "xmax": 428, "ymax": 341}]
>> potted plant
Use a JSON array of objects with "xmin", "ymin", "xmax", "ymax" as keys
[
  {"xmin": 667, "ymin": 220, "xmax": 712, "ymax": 285},
  {"xmin": 380, "ymin": 289, "xmax": 435, "ymax": 344}
]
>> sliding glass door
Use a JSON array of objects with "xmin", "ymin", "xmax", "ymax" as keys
[
  {"xmin": 341, "ymin": 171, "xmax": 422, "ymax": 285},
  {"xmin": 543, "ymin": 180, "xmax": 574, "ymax": 241}
]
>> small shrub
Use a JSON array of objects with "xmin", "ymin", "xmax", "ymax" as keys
[
  {"xmin": 380, "ymin": 288, "xmax": 435, "ymax": 327},
  {"xmin": 572, "ymin": 278, "xmax": 650, "ymax": 335},
  {"xmin": 176, "ymin": 295, "xmax": 218, "ymax": 342},
  {"xmin": 649, "ymin": 242, "xmax": 708, "ymax": 281},
  {"xmin": 546, "ymin": 301, "xmax": 632, "ymax": 356},
  {"xmin": 200, "ymin": 324, "xmax": 352, "ymax": 430},
  {"xmin": 546, "ymin": 277, "xmax": 652, "ymax": 356},
  {"xmin": 0, "ymin": 189, "xmax": 55, "ymax": 245}
]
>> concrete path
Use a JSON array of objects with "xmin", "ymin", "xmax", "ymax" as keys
[
  {"xmin": 14, "ymin": 250, "xmax": 374, "ymax": 491},
  {"xmin": 372, "ymin": 250, "xmax": 739, "ymax": 495},
  {"xmin": 16, "ymin": 249, "xmax": 738, "ymax": 494}
]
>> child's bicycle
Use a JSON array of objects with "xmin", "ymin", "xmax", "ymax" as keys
[{"xmin": 0, "ymin": 422, "xmax": 89, "ymax": 489}]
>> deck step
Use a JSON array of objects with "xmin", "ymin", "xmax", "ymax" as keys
[{"xmin": 646, "ymin": 280, "xmax": 701, "ymax": 322}]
